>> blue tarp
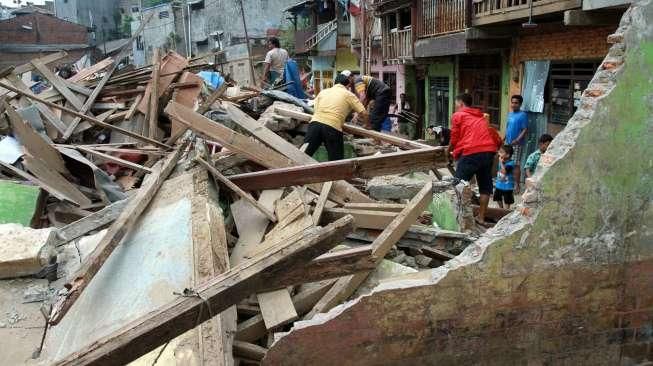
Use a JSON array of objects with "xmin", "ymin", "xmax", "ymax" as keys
[
  {"xmin": 197, "ymin": 71, "xmax": 225, "ymax": 90},
  {"xmin": 283, "ymin": 59, "xmax": 308, "ymax": 100}
]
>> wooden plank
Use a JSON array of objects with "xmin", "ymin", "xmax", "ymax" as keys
[
  {"xmin": 49, "ymin": 137, "xmax": 190, "ymax": 325},
  {"xmin": 3, "ymin": 100, "xmax": 69, "ymax": 175},
  {"xmin": 137, "ymin": 51, "xmax": 189, "ymax": 114},
  {"xmin": 64, "ymin": 81, "xmax": 92, "ymax": 96},
  {"xmin": 225, "ymin": 103, "xmax": 373, "ymax": 204},
  {"xmin": 343, "ymin": 202, "xmax": 406, "ymax": 212},
  {"xmin": 304, "ymin": 181, "xmax": 433, "ymax": 319},
  {"xmin": 322, "ymin": 208, "xmax": 398, "ymax": 230},
  {"xmin": 233, "ymin": 341, "xmax": 267, "ymax": 361},
  {"xmin": 13, "ymin": 51, "xmax": 67, "ymax": 75},
  {"xmin": 197, "ymin": 157, "xmax": 276, "ymax": 222},
  {"xmin": 257, "ymin": 289, "xmax": 298, "ymax": 330},
  {"xmin": 230, "ymin": 189, "xmax": 284, "ymax": 266},
  {"xmin": 197, "ymin": 82, "xmax": 228, "ymax": 114},
  {"xmin": 274, "ymin": 106, "xmax": 432, "ymax": 150},
  {"xmin": 148, "ymin": 48, "xmax": 160, "ymax": 139},
  {"xmin": 68, "ymin": 57, "xmax": 114, "ymax": 83},
  {"xmin": 312, "ymin": 181, "xmax": 332, "ymax": 225},
  {"xmin": 171, "ymin": 71, "xmax": 202, "ymax": 136},
  {"xmin": 53, "ymin": 216, "xmax": 354, "ymax": 365},
  {"xmin": 62, "ymin": 14, "xmax": 153, "ymax": 140},
  {"xmin": 227, "ymin": 148, "xmax": 443, "ymax": 190},
  {"xmin": 124, "ymin": 93, "xmax": 142, "ymax": 121},
  {"xmin": 23, "ymin": 155, "xmax": 92, "ymax": 207},
  {"xmin": 4, "ymin": 73, "xmax": 68, "ymax": 135},
  {"xmin": 53, "ymin": 198, "xmax": 130, "ymax": 246},
  {"xmin": 197, "ymin": 199, "xmax": 236, "ymax": 365},
  {"xmin": 71, "ymin": 108, "xmax": 115, "ymax": 135},
  {"xmin": 82, "ymin": 146, "xmax": 165, "ymax": 156},
  {"xmin": 420, "ymin": 246, "xmax": 455, "ymax": 261},
  {"xmin": 91, "ymin": 102, "xmax": 125, "ymax": 110},
  {"xmin": 165, "ymin": 101, "xmax": 293, "ymax": 168},
  {"xmin": 31, "ymin": 60, "xmax": 86, "ymax": 111},
  {"xmin": 0, "ymin": 80, "xmax": 171, "ymax": 149},
  {"xmin": 76, "ymin": 146, "xmax": 153, "ymax": 174},
  {"xmin": 165, "ymin": 101, "xmax": 366, "ymax": 205}
]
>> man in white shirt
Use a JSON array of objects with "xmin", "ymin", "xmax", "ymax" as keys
[{"xmin": 262, "ymin": 37, "xmax": 289, "ymax": 87}]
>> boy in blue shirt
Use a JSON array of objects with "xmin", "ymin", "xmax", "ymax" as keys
[
  {"xmin": 505, "ymin": 95, "xmax": 528, "ymax": 193},
  {"xmin": 494, "ymin": 144, "xmax": 516, "ymax": 209}
]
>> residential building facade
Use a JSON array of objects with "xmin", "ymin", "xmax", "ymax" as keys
[
  {"xmin": 0, "ymin": 7, "xmax": 92, "ymax": 70},
  {"xmin": 54, "ymin": 0, "xmax": 121, "ymax": 44}
]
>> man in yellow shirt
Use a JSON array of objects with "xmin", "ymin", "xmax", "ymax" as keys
[
  {"xmin": 341, "ymin": 70, "xmax": 391, "ymax": 132},
  {"xmin": 305, "ymin": 74, "xmax": 368, "ymax": 160}
]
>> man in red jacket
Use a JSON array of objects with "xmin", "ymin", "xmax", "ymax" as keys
[{"xmin": 449, "ymin": 93, "xmax": 503, "ymax": 226}]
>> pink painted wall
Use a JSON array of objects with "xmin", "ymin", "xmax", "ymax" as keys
[{"xmin": 369, "ymin": 46, "xmax": 405, "ymax": 106}]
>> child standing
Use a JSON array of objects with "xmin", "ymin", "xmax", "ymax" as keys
[
  {"xmin": 524, "ymin": 134, "xmax": 554, "ymax": 177},
  {"xmin": 494, "ymin": 145, "xmax": 516, "ymax": 209}
]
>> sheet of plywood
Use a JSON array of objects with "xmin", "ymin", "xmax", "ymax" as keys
[{"xmin": 137, "ymin": 52, "xmax": 189, "ymax": 114}]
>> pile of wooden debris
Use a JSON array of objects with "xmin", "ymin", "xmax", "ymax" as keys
[{"xmin": 0, "ymin": 44, "xmax": 510, "ymax": 365}]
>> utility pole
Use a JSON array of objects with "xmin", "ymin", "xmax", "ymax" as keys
[
  {"xmin": 239, "ymin": 0, "xmax": 257, "ymax": 86},
  {"xmin": 360, "ymin": 0, "xmax": 366, "ymax": 75}
]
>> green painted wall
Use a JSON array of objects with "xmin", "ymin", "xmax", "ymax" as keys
[
  {"xmin": 499, "ymin": 53, "xmax": 511, "ymax": 133},
  {"xmin": 335, "ymin": 47, "xmax": 360, "ymax": 72},
  {"xmin": 425, "ymin": 60, "xmax": 455, "ymax": 131}
]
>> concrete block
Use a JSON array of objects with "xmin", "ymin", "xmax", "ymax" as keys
[
  {"xmin": 0, "ymin": 224, "xmax": 55, "ymax": 279},
  {"xmin": 367, "ymin": 173, "xmax": 430, "ymax": 200}
]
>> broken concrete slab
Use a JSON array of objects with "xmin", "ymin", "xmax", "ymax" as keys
[
  {"xmin": 0, "ymin": 224, "xmax": 55, "ymax": 279},
  {"xmin": 366, "ymin": 173, "xmax": 431, "ymax": 201}
]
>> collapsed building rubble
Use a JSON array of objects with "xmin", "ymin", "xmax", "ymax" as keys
[{"xmin": 0, "ymin": 1, "xmax": 650, "ymax": 365}]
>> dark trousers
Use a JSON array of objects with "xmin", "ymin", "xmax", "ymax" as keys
[
  {"xmin": 455, "ymin": 152, "xmax": 495, "ymax": 195},
  {"xmin": 304, "ymin": 122, "xmax": 344, "ymax": 161},
  {"xmin": 370, "ymin": 89, "xmax": 392, "ymax": 131}
]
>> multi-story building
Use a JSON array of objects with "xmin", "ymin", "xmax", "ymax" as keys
[
  {"xmin": 285, "ymin": 0, "xmax": 361, "ymax": 94},
  {"xmin": 357, "ymin": 0, "xmax": 629, "ymax": 155},
  {"xmin": 54, "ymin": 0, "xmax": 121, "ymax": 44}
]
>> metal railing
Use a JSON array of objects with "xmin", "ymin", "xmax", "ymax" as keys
[
  {"xmin": 473, "ymin": 0, "xmax": 560, "ymax": 18},
  {"xmin": 416, "ymin": 0, "xmax": 470, "ymax": 38}
]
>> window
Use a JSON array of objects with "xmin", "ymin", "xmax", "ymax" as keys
[
  {"xmin": 429, "ymin": 76, "xmax": 450, "ymax": 127},
  {"xmin": 131, "ymin": 6, "xmax": 140, "ymax": 13},
  {"xmin": 548, "ymin": 61, "xmax": 600, "ymax": 125},
  {"xmin": 190, "ymin": 0, "xmax": 205, "ymax": 10},
  {"xmin": 136, "ymin": 35, "xmax": 144, "ymax": 50},
  {"xmin": 159, "ymin": 11, "xmax": 169, "ymax": 19}
]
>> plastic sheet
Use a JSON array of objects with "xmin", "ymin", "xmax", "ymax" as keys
[
  {"xmin": 283, "ymin": 59, "xmax": 309, "ymax": 100},
  {"xmin": 428, "ymin": 193, "xmax": 459, "ymax": 232},
  {"xmin": 197, "ymin": 71, "xmax": 225, "ymax": 90},
  {"xmin": 521, "ymin": 60, "xmax": 550, "ymax": 113}
]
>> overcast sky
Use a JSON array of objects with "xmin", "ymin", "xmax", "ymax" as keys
[{"xmin": 1, "ymin": 0, "xmax": 46, "ymax": 7}]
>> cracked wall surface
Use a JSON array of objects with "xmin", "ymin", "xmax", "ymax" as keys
[{"xmin": 263, "ymin": 2, "xmax": 653, "ymax": 365}]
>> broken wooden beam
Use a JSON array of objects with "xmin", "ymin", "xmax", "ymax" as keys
[
  {"xmin": 53, "ymin": 198, "xmax": 130, "ymax": 246},
  {"xmin": 148, "ymin": 47, "xmax": 160, "ymax": 139},
  {"xmin": 225, "ymin": 103, "xmax": 373, "ymax": 204},
  {"xmin": 227, "ymin": 148, "xmax": 444, "ymax": 191},
  {"xmin": 197, "ymin": 82, "xmax": 228, "ymax": 114},
  {"xmin": 196, "ymin": 156, "xmax": 276, "ymax": 222},
  {"xmin": 233, "ymin": 341, "xmax": 267, "ymax": 361},
  {"xmin": 31, "ymin": 59, "xmax": 86, "ymax": 111},
  {"xmin": 13, "ymin": 51, "xmax": 67, "ymax": 75},
  {"xmin": 49, "ymin": 136, "xmax": 189, "ymax": 325},
  {"xmin": 0, "ymin": 81, "xmax": 171, "ymax": 149},
  {"xmin": 313, "ymin": 181, "xmax": 332, "ymax": 225},
  {"xmin": 52, "ymin": 215, "xmax": 354, "ymax": 365},
  {"xmin": 304, "ymin": 181, "xmax": 434, "ymax": 319},
  {"xmin": 76, "ymin": 146, "xmax": 153, "ymax": 174},
  {"xmin": 274, "ymin": 107, "xmax": 433, "ymax": 150},
  {"xmin": 321, "ymin": 208, "xmax": 398, "ymax": 230}
]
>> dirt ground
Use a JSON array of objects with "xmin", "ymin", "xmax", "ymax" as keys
[{"xmin": 0, "ymin": 278, "xmax": 49, "ymax": 365}]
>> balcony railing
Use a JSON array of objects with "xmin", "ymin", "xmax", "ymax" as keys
[
  {"xmin": 383, "ymin": 27, "xmax": 413, "ymax": 62},
  {"xmin": 472, "ymin": 0, "xmax": 581, "ymax": 26},
  {"xmin": 416, "ymin": 0, "xmax": 470, "ymax": 38}
]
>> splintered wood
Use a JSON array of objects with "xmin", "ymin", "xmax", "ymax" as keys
[{"xmin": 0, "ymin": 43, "xmax": 469, "ymax": 366}]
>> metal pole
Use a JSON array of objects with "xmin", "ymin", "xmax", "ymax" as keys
[
  {"xmin": 361, "ymin": 0, "xmax": 366, "ymax": 74},
  {"xmin": 239, "ymin": 0, "xmax": 257, "ymax": 86}
]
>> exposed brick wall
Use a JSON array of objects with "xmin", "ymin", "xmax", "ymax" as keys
[
  {"xmin": 515, "ymin": 26, "xmax": 614, "ymax": 62},
  {"xmin": 0, "ymin": 13, "xmax": 88, "ymax": 45}
]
